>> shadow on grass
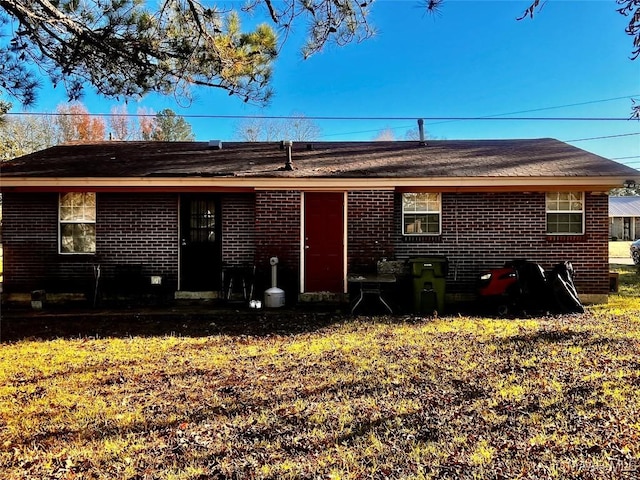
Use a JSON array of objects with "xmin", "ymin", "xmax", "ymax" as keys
[{"xmin": 0, "ymin": 306, "xmax": 349, "ymax": 343}]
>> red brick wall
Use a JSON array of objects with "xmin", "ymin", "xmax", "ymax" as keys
[
  {"xmin": 254, "ymin": 191, "xmax": 301, "ymax": 297},
  {"xmin": 1, "ymin": 192, "xmax": 180, "ymax": 294},
  {"xmin": 97, "ymin": 193, "xmax": 179, "ymax": 289},
  {"xmin": 393, "ymin": 192, "xmax": 609, "ymax": 295},
  {"xmin": 2, "ymin": 193, "xmax": 60, "ymax": 291},
  {"xmin": 221, "ymin": 193, "xmax": 255, "ymax": 266},
  {"xmin": 1, "ymin": 190, "xmax": 610, "ymax": 300},
  {"xmin": 347, "ymin": 190, "xmax": 395, "ymax": 272}
]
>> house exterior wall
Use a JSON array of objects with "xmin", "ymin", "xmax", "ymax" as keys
[
  {"xmin": 610, "ymin": 218, "xmax": 623, "ymax": 239},
  {"xmin": 609, "ymin": 216, "xmax": 639, "ymax": 240},
  {"xmin": 97, "ymin": 193, "xmax": 179, "ymax": 292},
  {"xmin": 347, "ymin": 190, "xmax": 395, "ymax": 272},
  {"xmin": 1, "ymin": 192, "xmax": 180, "ymax": 295},
  {"xmin": 1, "ymin": 189, "xmax": 610, "ymax": 305},
  {"xmin": 221, "ymin": 193, "xmax": 255, "ymax": 266},
  {"xmin": 254, "ymin": 191, "xmax": 301, "ymax": 298},
  {"xmin": 2, "ymin": 193, "xmax": 60, "ymax": 292},
  {"xmin": 393, "ymin": 192, "xmax": 609, "ymax": 297}
]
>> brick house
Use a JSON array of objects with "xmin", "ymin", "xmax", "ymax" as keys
[
  {"xmin": 1, "ymin": 138, "xmax": 638, "ymax": 308},
  {"xmin": 609, "ymin": 196, "xmax": 640, "ymax": 240}
]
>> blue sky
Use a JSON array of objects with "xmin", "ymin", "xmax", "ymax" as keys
[{"xmin": 9, "ymin": 0, "xmax": 640, "ymax": 165}]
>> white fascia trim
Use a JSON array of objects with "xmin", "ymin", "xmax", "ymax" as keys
[{"xmin": 0, "ymin": 176, "xmax": 635, "ymax": 190}]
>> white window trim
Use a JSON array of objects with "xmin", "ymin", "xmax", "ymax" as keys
[
  {"xmin": 58, "ymin": 192, "xmax": 97, "ymax": 254},
  {"xmin": 402, "ymin": 192, "xmax": 442, "ymax": 236},
  {"xmin": 546, "ymin": 191, "xmax": 585, "ymax": 235}
]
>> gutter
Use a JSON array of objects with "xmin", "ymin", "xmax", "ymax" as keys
[{"xmin": 0, "ymin": 176, "xmax": 634, "ymax": 193}]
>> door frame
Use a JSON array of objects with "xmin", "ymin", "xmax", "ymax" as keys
[{"xmin": 300, "ymin": 191, "xmax": 348, "ymax": 293}]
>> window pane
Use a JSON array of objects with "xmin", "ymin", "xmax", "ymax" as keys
[
  {"xmin": 404, "ymin": 214, "xmax": 440, "ymax": 234},
  {"xmin": 60, "ymin": 206, "xmax": 73, "ymax": 221},
  {"xmin": 84, "ymin": 195, "xmax": 96, "ymax": 221},
  {"xmin": 567, "ymin": 213, "xmax": 583, "ymax": 233},
  {"xmin": 189, "ymin": 200, "xmax": 216, "ymax": 243},
  {"xmin": 402, "ymin": 193, "xmax": 439, "ymax": 213},
  {"xmin": 425, "ymin": 214, "xmax": 440, "ymax": 233},
  {"xmin": 569, "ymin": 192, "xmax": 581, "ymax": 202},
  {"xmin": 415, "ymin": 195, "xmax": 429, "ymax": 210},
  {"xmin": 60, "ymin": 193, "xmax": 96, "ymax": 253},
  {"xmin": 547, "ymin": 213, "xmax": 583, "ymax": 234},
  {"xmin": 546, "ymin": 192, "xmax": 583, "ymax": 212},
  {"xmin": 61, "ymin": 223, "xmax": 96, "ymax": 253},
  {"xmin": 60, "ymin": 193, "xmax": 96, "ymax": 221},
  {"xmin": 403, "ymin": 193, "xmax": 418, "ymax": 212},
  {"xmin": 403, "ymin": 193, "xmax": 441, "ymax": 235}
]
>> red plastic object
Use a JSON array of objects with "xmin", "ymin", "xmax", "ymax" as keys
[{"xmin": 478, "ymin": 267, "xmax": 518, "ymax": 297}]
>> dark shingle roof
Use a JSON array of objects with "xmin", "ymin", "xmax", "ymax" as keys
[{"xmin": 1, "ymin": 138, "xmax": 637, "ymax": 179}]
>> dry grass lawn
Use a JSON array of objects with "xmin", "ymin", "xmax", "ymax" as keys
[
  {"xmin": 1, "ymin": 268, "xmax": 640, "ymax": 479},
  {"xmin": 610, "ymin": 241, "xmax": 632, "ymax": 258}
]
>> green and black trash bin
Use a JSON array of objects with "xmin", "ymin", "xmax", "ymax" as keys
[{"xmin": 409, "ymin": 257, "xmax": 448, "ymax": 314}]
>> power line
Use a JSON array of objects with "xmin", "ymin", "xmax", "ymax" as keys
[
  {"xmin": 612, "ymin": 155, "xmax": 640, "ymax": 160},
  {"xmin": 4, "ymin": 111, "xmax": 636, "ymax": 121},
  {"xmin": 321, "ymin": 125, "xmax": 415, "ymax": 138},
  {"xmin": 325, "ymin": 126, "xmax": 640, "ymax": 141},
  {"xmin": 564, "ymin": 132, "xmax": 640, "ymax": 142},
  {"xmin": 321, "ymin": 94, "xmax": 640, "ymax": 138},
  {"xmin": 439, "ymin": 95, "xmax": 640, "ymax": 120}
]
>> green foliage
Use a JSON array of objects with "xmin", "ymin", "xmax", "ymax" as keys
[
  {"xmin": 144, "ymin": 108, "xmax": 195, "ymax": 141},
  {"xmin": 2, "ymin": 286, "xmax": 640, "ymax": 478},
  {"xmin": 0, "ymin": 1, "xmax": 278, "ymax": 106},
  {"xmin": 610, "ymin": 187, "xmax": 640, "ymax": 196}
]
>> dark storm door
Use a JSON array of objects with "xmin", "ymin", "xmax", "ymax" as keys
[
  {"xmin": 304, "ymin": 192, "xmax": 345, "ymax": 293},
  {"xmin": 180, "ymin": 195, "xmax": 221, "ymax": 291}
]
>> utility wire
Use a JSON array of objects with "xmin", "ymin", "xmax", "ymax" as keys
[
  {"xmin": 4, "ymin": 111, "xmax": 636, "ymax": 121},
  {"xmin": 321, "ymin": 95, "xmax": 640, "ymax": 138},
  {"xmin": 612, "ymin": 155, "xmax": 640, "ymax": 160},
  {"xmin": 321, "ymin": 126, "xmax": 414, "ymax": 138},
  {"xmin": 563, "ymin": 132, "xmax": 640, "ymax": 142},
  {"xmin": 425, "ymin": 94, "xmax": 640, "ymax": 126}
]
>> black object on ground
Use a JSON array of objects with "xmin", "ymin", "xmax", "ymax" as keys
[{"xmin": 478, "ymin": 259, "xmax": 585, "ymax": 316}]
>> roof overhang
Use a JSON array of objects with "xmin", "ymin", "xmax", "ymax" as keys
[{"xmin": 0, "ymin": 176, "xmax": 630, "ymax": 193}]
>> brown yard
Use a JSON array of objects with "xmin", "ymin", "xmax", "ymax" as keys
[{"xmin": 1, "ymin": 266, "xmax": 639, "ymax": 479}]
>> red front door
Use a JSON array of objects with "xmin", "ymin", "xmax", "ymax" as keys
[{"xmin": 304, "ymin": 192, "xmax": 345, "ymax": 293}]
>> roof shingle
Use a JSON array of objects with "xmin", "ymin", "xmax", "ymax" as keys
[{"xmin": 1, "ymin": 138, "xmax": 637, "ymax": 179}]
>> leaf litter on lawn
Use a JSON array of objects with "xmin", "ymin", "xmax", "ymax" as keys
[{"xmin": 1, "ymin": 308, "xmax": 640, "ymax": 479}]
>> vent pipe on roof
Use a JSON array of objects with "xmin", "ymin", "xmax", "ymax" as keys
[
  {"xmin": 417, "ymin": 119, "xmax": 426, "ymax": 146},
  {"xmin": 208, "ymin": 140, "xmax": 222, "ymax": 149},
  {"xmin": 284, "ymin": 140, "xmax": 293, "ymax": 171}
]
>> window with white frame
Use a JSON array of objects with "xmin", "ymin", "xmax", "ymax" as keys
[
  {"xmin": 546, "ymin": 192, "xmax": 584, "ymax": 235},
  {"xmin": 402, "ymin": 193, "xmax": 441, "ymax": 235},
  {"xmin": 59, "ymin": 192, "xmax": 96, "ymax": 253}
]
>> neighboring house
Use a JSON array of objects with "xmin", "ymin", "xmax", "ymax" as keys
[
  {"xmin": 1, "ymin": 138, "xmax": 638, "ymax": 308},
  {"xmin": 609, "ymin": 196, "xmax": 640, "ymax": 240}
]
